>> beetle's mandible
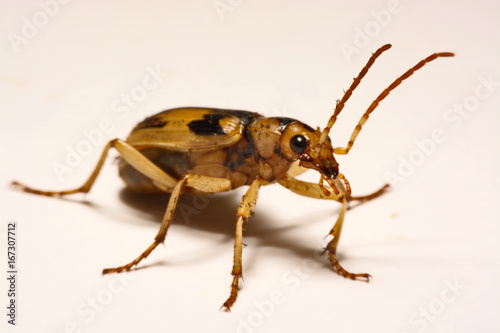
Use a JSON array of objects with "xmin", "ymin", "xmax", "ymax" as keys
[{"xmin": 11, "ymin": 44, "xmax": 454, "ymax": 310}]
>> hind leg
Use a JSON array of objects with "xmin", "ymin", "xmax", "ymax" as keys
[{"xmin": 12, "ymin": 139, "xmax": 178, "ymax": 196}]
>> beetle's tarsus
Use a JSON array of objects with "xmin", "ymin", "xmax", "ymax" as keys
[
  {"xmin": 102, "ymin": 266, "xmax": 131, "ymax": 275},
  {"xmin": 103, "ymin": 239, "xmax": 161, "ymax": 275},
  {"xmin": 11, "ymin": 181, "xmax": 34, "ymax": 193},
  {"xmin": 10, "ymin": 181, "xmax": 24, "ymax": 190},
  {"xmin": 350, "ymin": 183, "xmax": 390, "ymax": 202},
  {"xmin": 219, "ymin": 305, "xmax": 231, "ymax": 312},
  {"xmin": 222, "ymin": 275, "xmax": 240, "ymax": 311},
  {"xmin": 327, "ymin": 250, "xmax": 371, "ymax": 282},
  {"xmin": 10, "ymin": 180, "xmax": 89, "ymax": 197}
]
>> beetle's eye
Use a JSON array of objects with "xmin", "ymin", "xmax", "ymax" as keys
[{"xmin": 290, "ymin": 135, "xmax": 308, "ymax": 155}]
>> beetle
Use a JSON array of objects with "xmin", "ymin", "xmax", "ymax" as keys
[{"xmin": 12, "ymin": 44, "xmax": 454, "ymax": 310}]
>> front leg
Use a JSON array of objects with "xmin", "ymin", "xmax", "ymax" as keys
[
  {"xmin": 221, "ymin": 177, "xmax": 264, "ymax": 311},
  {"xmin": 278, "ymin": 175, "xmax": 383, "ymax": 281},
  {"xmin": 103, "ymin": 174, "xmax": 232, "ymax": 274},
  {"xmin": 279, "ymin": 174, "xmax": 388, "ymax": 204},
  {"xmin": 326, "ymin": 197, "xmax": 370, "ymax": 281}
]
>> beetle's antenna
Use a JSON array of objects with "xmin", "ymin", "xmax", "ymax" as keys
[
  {"xmin": 315, "ymin": 44, "xmax": 392, "ymax": 153},
  {"xmin": 333, "ymin": 50, "xmax": 454, "ymax": 155}
]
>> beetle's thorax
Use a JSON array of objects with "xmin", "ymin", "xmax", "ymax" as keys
[
  {"xmin": 246, "ymin": 116, "xmax": 340, "ymax": 183},
  {"xmin": 246, "ymin": 117, "xmax": 300, "ymax": 182}
]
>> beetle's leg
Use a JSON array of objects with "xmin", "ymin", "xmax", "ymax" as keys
[
  {"xmin": 278, "ymin": 175, "xmax": 388, "ymax": 203},
  {"xmin": 333, "ymin": 178, "xmax": 390, "ymax": 204},
  {"xmin": 278, "ymin": 175, "xmax": 341, "ymax": 201},
  {"xmin": 11, "ymin": 139, "xmax": 178, "ymax": 196},
  {"xmin": 103, "ymin": 178, "xmax": 184, "ymax": 274},
  {"xmin": 263, "ymin": 161, "xmax": 307, "ymax": 186},
  {"xmin": 350, "ymin": 184, "xmax": 390, "ymax": 202},
  {"xmin": 287, "ymin": 160, "xmax": 309, "ymax": 178},
  {"xmin": 221, "ymin": 177, "xmax": 264, "ymax": 311},
  {"xmin": 326, "ymin": 197, "xmax": 370, "ymax": 281},
  {"xmin": 279, "ymin": 175, "xmax": 375, "ymax": 281},
  {"xmin": 103, "ymin": 174, "xmax": 232, "ymax": 274}
]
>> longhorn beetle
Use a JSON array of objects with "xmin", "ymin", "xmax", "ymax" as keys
[{"xmin": 12, "ymin": 44, "xmax": 454, "ymax": 310}]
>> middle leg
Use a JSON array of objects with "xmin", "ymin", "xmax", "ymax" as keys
[
  {"xmin": 221, "ymin": 177, "xmax": 264, "ymax": 311},
  {"xmin": 103, "ymin": 174, "xmax": 232, "ymax": 274}
]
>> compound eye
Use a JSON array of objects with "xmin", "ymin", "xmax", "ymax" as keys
[{"xmin": 290, "ymin": 135, "xmax": 308, "ymax": 155}]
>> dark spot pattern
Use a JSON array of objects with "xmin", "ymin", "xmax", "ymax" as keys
[
  {"xmin": 188, "ymin": 114, "xmax": 228, "ymax": 136},
  {"xmin": 136, "ymin": 116, "xmax": 168, "ymax": 129},
  {"xmin": 274, "ymin": 143, "xmax": 283, "ymax": 157},
  {"xmin": 218, "ymin": 110, "xmax": 261, "ymax": 126}
]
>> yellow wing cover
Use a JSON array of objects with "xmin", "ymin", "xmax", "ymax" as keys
[{"xmin": 127, "ymin": 107, "xmax": 262, "ymax": 151}]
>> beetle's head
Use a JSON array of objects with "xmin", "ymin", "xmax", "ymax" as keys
[
  {"xmin": 278, "ymin": 44, "xmax": 454, "ymax": 197},
  {"xmin": 280, "ymin": 121, "xmax": 339, "ymax": 180}
]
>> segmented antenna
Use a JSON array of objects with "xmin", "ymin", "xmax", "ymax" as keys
[
  {"xmin": 316, "ymin": 45, "xmax": 455, "ymax": 157},
  {"xmin": 334, "ymin": 50, "xmax": 454, "ymax": 155},
  {"xmin": 316, "ymin": 44, "xmax": 392, "ymax": 151}
]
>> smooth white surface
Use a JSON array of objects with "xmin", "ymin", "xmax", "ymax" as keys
[{"xmin": 1, "ymin": 1, "xmax": 499, "ymax": 332}]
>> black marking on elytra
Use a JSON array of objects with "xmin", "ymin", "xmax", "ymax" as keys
[
  {"xmin": 188, "ymin": 114, "xmax": 228, "ymax": 136},
  {"xmin": 217, "ymin": 109, "xmax": 261, "ymax": 126},
  {"xmin": 187, "ymin": 109, "xmax": 260, "ymax": 136},
  {"xmin": 136, "ymin": 116, "xmax": 168, "ymax": 129}
]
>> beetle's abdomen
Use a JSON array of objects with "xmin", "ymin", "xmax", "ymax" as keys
[
  {"xmin": 187, "ymin": 136, "xmax": 260, "ymax": 189},
  {"xmin": 118, "ymin": 136, "xmax": 261, "ymax": 193},
  {"xmin": 117, "ymin": 148, "xmax": 188, "ymax": 192}
]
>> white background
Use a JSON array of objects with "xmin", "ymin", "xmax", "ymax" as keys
[{"xmin": 1, "ymin": 1, "xmax": 499, "ymax": 332}]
